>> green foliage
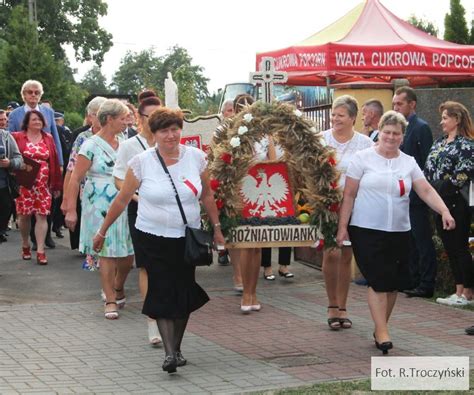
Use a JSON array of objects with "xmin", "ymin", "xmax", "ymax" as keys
[
  {"xmin": 192, "ymin": 92, "xmax": 222, "ymax": 116},
  {"xmin": 80, "ymin": 65, "xmax": 109, "ymax": 95},
  {"xmin": 111, "ymin": 49, "xmax": 162, "ymax": 97},
  {"xmin": 0, "ymin": 6, "xmax": 87, "ymax": 111},
  {"xmin": 0, "ymin": 0, "xmax": 112, "ymax": 64},
  {"xmin": 64, "ymin": 112, "xmax": 84, "ymax": 131},
  {"xmin": 407, "ymin": 15, "xmax": 439, "ymax": 37},
  {"xmin": 470, "ymin": 20, "xmax": 474, "ymax": 44},
  {"xmin": 162, "ymin": 46, "xmax": 209, "ymax": 109},
  {"xmin": 444, "ymin": 0, "xmax": 469, "ymax": 44},
  {"xmin": 111, "ymin": 45, "xmax": 210, "ymax": 111}
]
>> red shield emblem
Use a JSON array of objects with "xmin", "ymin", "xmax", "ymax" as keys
[{"xmin": 240, "ymin": 162, "xmax": 294, "ymax": 218}]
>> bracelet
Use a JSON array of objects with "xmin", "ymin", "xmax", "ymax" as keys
[
  {"xmin": 213, "ymin": 223, "xmax": 221, "ymax": 228},
  {"xmin": 96, "ymin": 231, "xmax": 106, "ymax": 239}
]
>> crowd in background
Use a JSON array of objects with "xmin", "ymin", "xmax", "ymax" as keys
[{"xmin": 0, "ymin": 79, "xmax": 472, "ymax": 372}]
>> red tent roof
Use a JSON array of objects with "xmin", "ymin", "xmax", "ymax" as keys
[{"xmin": 256, "ymin": 0, "xmax": 474, "ymax": 86}]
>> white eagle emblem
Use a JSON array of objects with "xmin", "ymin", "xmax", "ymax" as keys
[{"xmin": 240, "ymin": 169, "xmax": 289, "ymax": 217}]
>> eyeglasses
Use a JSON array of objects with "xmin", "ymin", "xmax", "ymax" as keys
[
  {"xmin": 139, "ymin": 113, "xmax": 149, "ymax": 118},
  {"xmin": 25, "ymin": 90, "xmax": 41, "ymax": 96}
]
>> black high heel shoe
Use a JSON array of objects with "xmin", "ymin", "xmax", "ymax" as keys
[
  {"xmin": 162, "ymin": 355, "xmax": 177, "ymax": 373},
  {"xmin": 176, "ymin": 351, "xmax": 187, "ymax": 367},
  {"xmin": 375, "ymin": 340, "xmax": 393, "ymax": 355}
]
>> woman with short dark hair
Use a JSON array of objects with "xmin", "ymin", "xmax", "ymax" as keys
[
  {"xmin": 12, "ymin": 110, "xmax": 62, "ymax": 264},
  {"xmin": 93, "ymin": 107, "xmax": 224, "ymax": 374}
]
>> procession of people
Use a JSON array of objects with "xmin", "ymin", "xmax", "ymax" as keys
[{"xmin": 0, "ymin": 77, "xmax": 472, "ymax": 375}]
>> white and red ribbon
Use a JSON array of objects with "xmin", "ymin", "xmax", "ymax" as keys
[{"xmin": 183, "ymin": 178, "xmax": 198, "ymax": 196}]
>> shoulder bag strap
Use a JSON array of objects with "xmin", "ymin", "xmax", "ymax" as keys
[
  {"xmin": 135, "ymin": 135, "xmax": 147, "ymax": 151},
  {"xmin": 155, "ymin": 148, "xmax": 188, "ymax": 226}
]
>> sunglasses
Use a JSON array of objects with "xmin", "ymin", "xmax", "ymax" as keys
[
  {"xmin": 25, "ymin": 90, "xmax": 41, "ymax": 96},
  {"xmin": 139, "ymin": 112, "xmax": 149, "ymax": 118}
]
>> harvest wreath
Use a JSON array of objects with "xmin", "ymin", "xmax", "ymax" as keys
[{"xmin": 208, "ymin": 101, "xmax": 341, "ymax": 249}]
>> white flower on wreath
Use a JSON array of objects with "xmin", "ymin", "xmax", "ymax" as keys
[
  {"xmin": 238, "ymin": 126, "xmax": 248, "ymax": 135},
  {"xmin": 320, "ymin": 137, "xmax": 327, "ymax": 147},
  {"xmin": 243, "ymin": 113, "xmax": 253, "ymax": 123},
  {"xmin": 309, "ymin": 126, "xmax": 317, "ymax": 133},
  {"xmin": 230, "ymin": 136, "xmax": 241, "ymax": 148},
  {"xmin": 293, "ymin": 109, "xmax": 303, "ymax": 117}
]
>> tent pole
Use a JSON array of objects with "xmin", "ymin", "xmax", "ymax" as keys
[{"xmin": 325, "ymin": 77, "xmax": 331, "ymax": 104}]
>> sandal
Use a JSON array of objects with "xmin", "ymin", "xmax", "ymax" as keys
[
  {"xmin": 36, "ymin": 252, "xmax": 48, "ymax": 265},
  {"xmin": 327, "ymin": 306, "xmax": 341, "ymax": 330},
  {"xmin": 339, "ymin": 308, "xmax": 352, "ymax": 329},
  {"xmin": 104, "ymin": 302, "xmax": 119, "ymax": 320},
  {"xmin": 115, "ymin": 288, "xmax": 126, "ymax": 309},
  {"xmin": 22, "ymin": 246, "xmax": 31, "ymax": 260}
]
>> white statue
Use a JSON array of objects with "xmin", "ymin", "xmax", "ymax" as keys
[{"xmin": 165, "ymin": 72, "xmax": 179, "ymax": 109}]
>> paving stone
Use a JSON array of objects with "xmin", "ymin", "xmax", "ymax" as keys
[{"xmin": 1, "ymin": 231, "xmax": 473, "ymax": 393}]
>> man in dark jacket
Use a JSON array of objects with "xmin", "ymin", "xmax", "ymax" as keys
[{"xmin": 393, "ymin": 86, "xmax": 437, "ymax": 298}]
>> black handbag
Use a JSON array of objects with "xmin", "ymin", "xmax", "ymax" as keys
[
  {"xmin": 155, "ymin": 149, "xmax": 213, "ymax": 267},
  {"xmin": 7, "ymin": 172, "xmax": 19, "ymax": 199}
]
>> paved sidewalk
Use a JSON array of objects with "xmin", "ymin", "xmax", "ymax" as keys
[{"xmin": 0, "ymin": 229, "xmax": 473, "ymax": 394}]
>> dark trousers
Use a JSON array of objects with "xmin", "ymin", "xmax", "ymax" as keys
[
  {"xmin": 436, "ymin": 195, "xmax": 473, "ymax": 288},
  {"xmin": 261, "ymin": 247, "xmax": 291, "ymax": 268},
  {"xmin": 69, "ymin": 195, "xmax": 81, "ymax": 250},
  {"xmin": 408, "ymin": 204, "xmax": 437, "ymax": 290},
  {"xmin": 0, "ymin": 187, "xmax": 12, "ymax": 234},
  {"xmin": 52, "ymin": 194, "xmax": 64, "ymax": 232}
]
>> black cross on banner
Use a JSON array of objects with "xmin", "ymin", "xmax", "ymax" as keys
[{"xmin": 250, "ymin": 57, "xmax": 288, "ymax": 104}]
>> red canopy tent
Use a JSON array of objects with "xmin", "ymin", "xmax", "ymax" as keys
[{"xmin": 256, "ymin": 0, "xmax": 474, "ymax": 86}]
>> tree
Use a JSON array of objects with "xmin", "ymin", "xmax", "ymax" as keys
[
  {"xmin": 407, "ymin": 15, "xmax": 438, "ymax": 37},
  {"xmin": 0, "ymin": 0, "xmax": 112, "ymax": 64},
  {"xmin": 444, "ymin": 0, "xmax": 469, "ymax": 44},
  {"xmin": 111, "ymin": 49, "xmax": 163, "ymax": 97},
  {"xmin": 160, "ymin": 46, "xmax": 209, "ymax": 108},
  {"xmin": 470, "ymin": 20, "xmax": 474, "ymax": 44},
  {"xmin": 0, "ymin": 6, "xmax": 86, "ymax": 111},
  {"xmin": 81, "ymin": 65, "xmax": 109, "ymax": 95},
  {"xmin": 111, "ymin": 46, "xmax": 210, "ymax": 111}
]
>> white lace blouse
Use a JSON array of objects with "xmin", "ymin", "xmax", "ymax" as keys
[
  {"xmin": 323, "ymin": 130, "xmax": 373, "ymax": 188},
  {"xmin": 128, "ymin": 145, "xmax": 207, "ymax": 238}
]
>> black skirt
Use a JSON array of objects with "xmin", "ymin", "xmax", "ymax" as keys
[
  {"xmin": 127, "ymin": 200, "xmax": 143, "ymax": 268},
  {"xmin": 135, "ymin": 229, "xmax": 209, "ymax": 319},
  {"xmin": 349, "ymin": 225, "xmax": 411, "ymax": 292}
]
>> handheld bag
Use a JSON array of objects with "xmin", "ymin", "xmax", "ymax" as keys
[{"xmin": 155, "ymin": 149, "xmax": 213, "ymax": 267}]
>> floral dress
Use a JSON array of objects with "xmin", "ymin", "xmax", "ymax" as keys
[
  {"xmin": 78, "ymin": 135, "xmax": 133, "ymax": 257},
  {"xmin": 68, "ymin": 129, "xmax": 93, "ymax": 197},
  {"xmin": 424, "ymin": 135, "xmax": 474, "ymax": 195},
  {"xmin": 16, "ymin": 140, "xmax": 51, "ymax": 216}
]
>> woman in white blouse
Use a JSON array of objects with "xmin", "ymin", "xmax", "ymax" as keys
[
  {"xmin": 113, "ymin": 95, "xmax": 162, "ymax": 346},
  {"xmin": 322, "ymin": 95, "xmax": 373, "ymax": 330},
  {"xmin": 336, "ymin": 111, "xmax": 455, "ymax": 354},
  {"xmin": 93, "ymin": 107, "xmax": 224, "ymax": 374}
]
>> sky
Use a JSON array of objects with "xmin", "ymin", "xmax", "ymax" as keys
[{"xmin": 69, "ymin": 0, "xmax": 474, "ymax": 94}]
